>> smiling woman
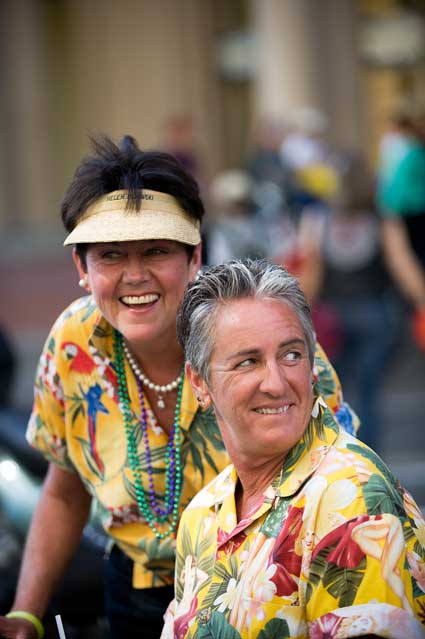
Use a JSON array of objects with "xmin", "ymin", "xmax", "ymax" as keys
[{"xmin": 163, "ymin": 259, "xmax": 425, "ymax": 639}]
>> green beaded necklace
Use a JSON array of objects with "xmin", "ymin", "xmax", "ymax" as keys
[{"xmin": 113, "ymin": 329, "xmax": 183, "ymax": 540}]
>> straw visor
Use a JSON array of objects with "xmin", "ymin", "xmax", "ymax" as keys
[{"xmin": 63, "ymin": 189, "xmax": 201, "ymax": 246}]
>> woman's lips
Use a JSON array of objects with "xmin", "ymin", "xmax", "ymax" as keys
[
  {"xmin": 120, "ymin": 294, "xmax": 159, "ymax": 305},
  {"xmin": 254, "ymin": 405, "xmax": 291, "ymax": 415},
  {"xmin": 120, "ymin": 293, "xmax": 160, "ymax": 309}
]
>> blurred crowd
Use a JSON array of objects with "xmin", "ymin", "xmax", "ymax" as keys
[{"xmin": 162, "ymin": 102, "xmax": 425, "ymax": 454}]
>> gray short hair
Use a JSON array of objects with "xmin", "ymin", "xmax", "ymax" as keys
[{"xmin": 177, "ymin": 259, "xmax": 316, "ymax": 382}]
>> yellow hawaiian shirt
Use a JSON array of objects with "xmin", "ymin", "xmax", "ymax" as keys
[
  {"xmin": 162, "ymin": 401, "xmax": 425, "ymax": 639},
  {"xmin": 26, "ymin": 295, "xmax": 358, "ymax": 590}
]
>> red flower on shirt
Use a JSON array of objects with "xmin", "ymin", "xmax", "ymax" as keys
[
  {"xmin": 311, "ymin": 515, "xmax": 380, "ymax": 568},
  {"xmin": 269, "ymin": 505, "xmax": 304, "ymax": 596}
]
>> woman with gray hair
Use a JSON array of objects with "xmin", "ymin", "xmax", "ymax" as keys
[{"xmin": 161, "ymin": 259, "xmax": 425, "ymax": 639}]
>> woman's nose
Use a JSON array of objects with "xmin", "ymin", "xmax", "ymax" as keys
[
  {"xmin": 123, "ymin": 256, "xmax": 149, "ymax": 283},
  {"xmin": 259, "ymin": 360, "xmax": 287, "ymax": 396}
]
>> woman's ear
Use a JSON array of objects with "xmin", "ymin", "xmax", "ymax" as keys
[
  {"xmin": 185, "ymin": 361, "xmax": 212, "ymax": 409},
  {"xmin": 189, "ymin": 243, "xmax": 202, "ymax": 281},
  {"xmin": 72, "ymin": 248, "xmax": 91, "ymax": 292}
]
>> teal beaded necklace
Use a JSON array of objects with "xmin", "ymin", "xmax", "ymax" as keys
[{"xmin": 113, "ymin": 329, "xmax": 183, "ymax": 540}]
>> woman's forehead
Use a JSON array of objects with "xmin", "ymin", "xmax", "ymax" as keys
[{"xmin": 212, "ymin": 298, "xmax": 305, "ymax": 346}]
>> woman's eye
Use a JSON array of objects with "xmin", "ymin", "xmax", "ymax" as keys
[
  {"xmin": 146, "ymin": 247, "xmax": 168, "ymax": 256},
  {"xmin": 236, "ymin": 358, "xmax": 255, "ymax": 368},
  {"xmin": 284, "ymin": 350, "xmax": 301, "ymax": 362},
  {"xmin": 101, "ymin": 251, "xmax": 122, "ymax": 260}
]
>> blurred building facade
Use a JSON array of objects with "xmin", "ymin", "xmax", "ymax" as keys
[{"xmin": 0, "ymin": 0, "xmax": 424, "ymax": 408}]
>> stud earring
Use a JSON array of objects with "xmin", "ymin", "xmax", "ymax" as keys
[
  {"xmin": 196, "ymin": 396, "xmax": 204, "ymax": 407},
  {"xmin": 78, "ymin": 278, "xmax": 87, "ymax": 289},
  {"xmin": 195, "ymin": 269, "xmax": 203, "ymax": 281}
]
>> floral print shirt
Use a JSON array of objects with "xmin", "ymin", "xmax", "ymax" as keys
[
  {"xmin": 26, "ymin": 295, "xmax": 358, "ymax": 590},
  {"xmin": 161, "ymin": 401, "xmax": 425, "ymax": 638}
]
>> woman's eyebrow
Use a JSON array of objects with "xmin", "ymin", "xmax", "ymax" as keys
[
  {"xmin": 225, "ymin": 347, "xmax": 261, "ymax": 363},
  {"xmin": 224, "ymin": 338, "xmax": 306, "ymax": 363}
]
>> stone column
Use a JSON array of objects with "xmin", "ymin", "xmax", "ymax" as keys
[{"xmin": 250, "ymin": 0, "xmax": 362, "ymax": 149}]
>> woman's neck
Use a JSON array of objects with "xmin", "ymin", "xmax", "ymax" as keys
[
  {"xmin": 234, "ymin": 455, "xmax": 285, "ymax": 522},
  {"xmin": 125, "ymin": 336, "xmax": 184, "ymax": 385}
]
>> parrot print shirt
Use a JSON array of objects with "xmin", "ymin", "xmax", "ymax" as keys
[{"xmin": 27, "ymin": 295, "xmax": 359, "ymax": 589}]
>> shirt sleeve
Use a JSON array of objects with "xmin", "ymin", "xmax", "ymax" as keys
[
  {"xmin": 379, "ymin": 149, "xmax": 425, "ymax": 217},
  {"xmin": 313, "ymin": 342, "xmax": 360, "ymax": 435},
  {"xmin": 26, "ymin": 326, "xmax": 75, "ymax": 471}
]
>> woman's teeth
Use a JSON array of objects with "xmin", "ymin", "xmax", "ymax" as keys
[
  {"xmin": 121, "ymin": 294, "xmax": 159, "ymax": 305},
  {"xmin": 255, "ymin": 406, "xmax": 290, "ymax": 414}
]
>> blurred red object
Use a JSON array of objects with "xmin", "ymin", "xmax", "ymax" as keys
[
  {"xmin": 311, "ymin": 302, "xmax": 344, "ymax": 362},
  {"xmin": 412, "ymin": 308, "xmax": 425, "ymax": 351}
]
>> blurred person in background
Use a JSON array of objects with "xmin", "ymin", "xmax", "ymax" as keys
[
  {"xmin": 162, "ymin": 259, "xmax": 425, "ymax": 639},
  {"xmin": 247, "ymin": 115, "xmax": 298, "ymax": 212},
  {"xmin": 206, "ymin": 169, "xmax": 268, "ymax": 264},
  {"xmin": 296, "ymin": 153, "xmax": 401, "ymax": 452},
  {"xmin": 0, "ymin": 135, "xmax": 357, "ymax": 639},
  {"xmin": 280, "ymin": 106, "xmax": 330, "ymax": 171},
  {"xmin": 206, "ymin": 168, "xmax": 300, "ymax": 272},
  {"xmin": 280, "ymin": 106, "xmax": 340, "ymax": 214},
  {"xmin": 245, "ymin": 115, "xmax": 309, "ymax": 271},
  {"xmin": 161, "ymin": 114, "xmax": 203, "ymax": 186},
  {"xmin": 377, "ymin": 103, "xmax": 425, "ymax": 353},
  {"xmin": 376, "ymin": 98, "xmax": 419, "ymax": 207}
]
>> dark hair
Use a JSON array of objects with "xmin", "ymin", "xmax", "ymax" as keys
[
  {"xmin": 61, "ymin": 134, "xmax": 205, "ymax": 265},
  {"xmin": 177, "ymin": 259, "xmax": 315, "ymax": 382}
]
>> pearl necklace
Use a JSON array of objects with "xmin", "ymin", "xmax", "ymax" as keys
[
  {"xmin": 114, "ymin": 329, "xmax": 183, "ymax": 540},
  {"xmin": 122, "ymin": 341, "xmax": 183, "ymax": 409}
]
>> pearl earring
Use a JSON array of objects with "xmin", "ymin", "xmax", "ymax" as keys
[{"xmin": 78, "ymin": 278, "xmax": 87, "ymax": 289}]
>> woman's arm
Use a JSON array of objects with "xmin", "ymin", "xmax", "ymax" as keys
[
  {"xmin": 381, "ymin": 217, "xmax": 425, "ymax": 309},
  {"xmin": 0, "ymin": 463, "xmax": 91, "ymax": 638}
]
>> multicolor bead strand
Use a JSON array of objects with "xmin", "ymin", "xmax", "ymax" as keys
[
  {"xmin": 113, "ymin": 329, "xmax": 183, "ymax": 540},
  {"xmin": 136, "ymin": 377, "xmax": 181, "ymax": 519}
]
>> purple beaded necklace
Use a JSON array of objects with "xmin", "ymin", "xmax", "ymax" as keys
[{"xmin": 136, "ymin": 376, "xmax": 179, "ymax": 519}]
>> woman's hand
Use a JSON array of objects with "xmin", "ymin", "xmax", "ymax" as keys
[{"xmin": 0, "ymin": 616, "xmax": 38, "ymax": 639}]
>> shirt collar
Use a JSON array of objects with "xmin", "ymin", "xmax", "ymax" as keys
[
  {"xmin": 87, "ymin": 299, "xmax": 114, "ymax": 356},
  {"xmin": 276, "ymin": 397, "xmax": 339, "ymax": 497}
]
